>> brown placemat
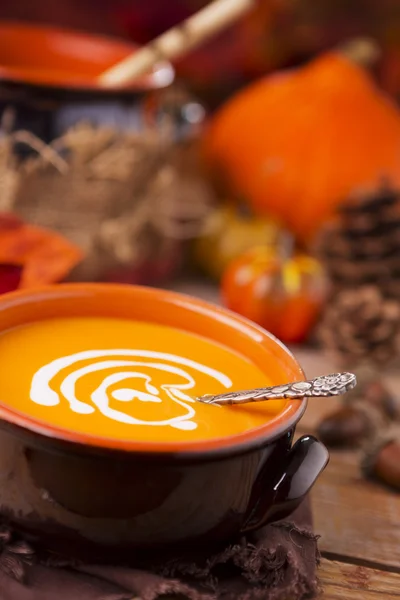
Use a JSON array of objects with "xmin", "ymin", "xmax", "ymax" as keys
[{"xmin": 0, "ymin": 500, "xmax": 319, "ymax": 600}]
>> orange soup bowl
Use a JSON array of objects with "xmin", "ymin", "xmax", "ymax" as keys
[{"xmin": 0, "ymin": 283, "xmax": 328, "ymax": 560}]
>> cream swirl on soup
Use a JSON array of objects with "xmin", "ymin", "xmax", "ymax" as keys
[{"xmin": 30, "ymin": 349, "xmax": 232, "ymax": 431}]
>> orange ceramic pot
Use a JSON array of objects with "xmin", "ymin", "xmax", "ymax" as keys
[
  {"xmin": 0, "ymin": 283, "xmax": 328, "ymax": 560},
  {"xmin": 0, "ymin": 21, "xmax": 174, "ymax": 140}
]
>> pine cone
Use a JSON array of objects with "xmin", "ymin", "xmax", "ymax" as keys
[
  {"xmin": 316, "ymin": 184, "xmax": 400, "ymax": 294},
  {"xmin": 318, "ymin": 286, "xmax": 400, "ymax": 366}
]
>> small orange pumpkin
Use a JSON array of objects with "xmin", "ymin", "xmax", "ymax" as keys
[
  {"xmin": 205, "ymin": 39, "xmax": 400, "ymax": 244},
  {"xmin": 221, "ymin": 245, "xmax": 326, "ymax": 343}
]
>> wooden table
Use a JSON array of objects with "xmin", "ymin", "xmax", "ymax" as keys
[
  {"xmin": 295, "ymin": 349, "xmax": 400, "ymax": 599},
  {"xmin": 170, "ymin": 280, "xmax": 400, "ymax": 599}
]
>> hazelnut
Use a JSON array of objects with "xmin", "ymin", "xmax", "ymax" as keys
[
  {"xmin": 371, "ymin": 441, "xmax": 400, "ymax": 491},
  {"xmin": 317, "ymin": 406, "xmax": 372, "ymax": 448}
]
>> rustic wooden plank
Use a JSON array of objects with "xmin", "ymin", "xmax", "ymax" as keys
[
  {"xmin": 144, "ymin": 558, "xmax": 400, "ymax": 600},
  {"xmin": 294, "ymin": 354, "xmax": 400, "ymax": 570},
  {"xmin": 318, "ymin": 558, "xmax": 400, "ymax": 599},
  {"xmin": 308, "ymin": 451, "xmax": 400, "ymax": 570}
]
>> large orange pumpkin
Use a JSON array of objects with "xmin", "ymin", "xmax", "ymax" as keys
[{"xmin": 205, "ymin": 40, "xmax": 400, "ymax": 244}]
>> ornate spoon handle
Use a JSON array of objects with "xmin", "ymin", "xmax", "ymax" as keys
[{"xmin": 197, "ymin": 372, "xmax": 357, "ymax": 406}]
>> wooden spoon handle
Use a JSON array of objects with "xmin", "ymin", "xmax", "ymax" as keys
[
  {"xmin": 198, "ymin": 372, "xmax": 357, "ymax": 406},
  {"xmin": 99, "ymin": 0, "xmax": 255, "ymax": 86}
]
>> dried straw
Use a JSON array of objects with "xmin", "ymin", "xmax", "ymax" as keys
[{"xmin": 0, "ymin": 112, "xmax": 215, "ymax": 281}]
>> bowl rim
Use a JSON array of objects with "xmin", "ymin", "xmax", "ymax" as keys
[
  {"xmin": 0, "ymin": 20, "xmax": 174, "ymax": 92},
  {"xmin": 0, "ymin": 283, "xmax": 307, "ymax": 457}
]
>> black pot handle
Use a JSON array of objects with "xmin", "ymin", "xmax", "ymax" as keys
[{"xmin": 241, "ymin": 435, "xmax": 329, "ymax": 533}]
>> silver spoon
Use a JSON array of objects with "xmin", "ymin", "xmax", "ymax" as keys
[{"xmin": 197, "ymin": 372, "xmax": 357, "ymax": 406}]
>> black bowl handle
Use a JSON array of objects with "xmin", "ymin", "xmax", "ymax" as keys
[{"xmin": 241, "ymin": 435, "xmax": 329, "ymax": 533}]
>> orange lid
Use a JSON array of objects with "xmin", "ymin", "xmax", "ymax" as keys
[{"xmin": 0, "ymin": 21, "xmax": 174, "ymax": 91}]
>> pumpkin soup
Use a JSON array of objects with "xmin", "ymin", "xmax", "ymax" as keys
[{"xmin": 0, "ymin": 316, "xmax": 286, "ymax": 443}]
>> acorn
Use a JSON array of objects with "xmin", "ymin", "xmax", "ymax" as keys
[
  {"xmin": 362, "ymin": 427, "xmax": 400, "ymax": 491},
  {"xmin": 317, "ymin": 378, "xmax": 395, "ymax": 449},
  {"xmin": 317, "ymin": 405, "xmax": 373, "ymax": 448}
]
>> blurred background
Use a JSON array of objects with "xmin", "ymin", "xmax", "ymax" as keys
[{"xmin": 1, "ymin": 0, "xmax": 400, "ymax": 104}]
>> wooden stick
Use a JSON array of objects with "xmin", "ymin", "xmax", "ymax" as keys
[{"xmin": 99, "ymin": 0, "xmax": 255, "ymax": 87}]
